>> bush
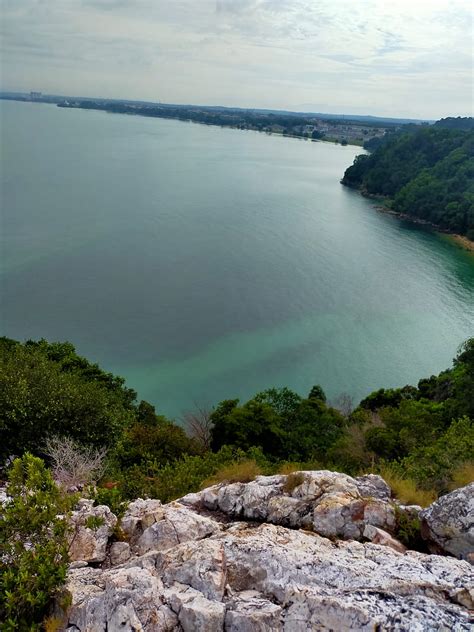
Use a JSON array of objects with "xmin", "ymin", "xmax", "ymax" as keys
[
  {"xmin": 393, "ymin": 506, "xmax": 427, "ymax": 551},
  {"xmin": 43, "ymin": 435, "xmax": 107, "ymax": 491},
  {"xmin": 93, "ymin": 486, "xmax": 126, "ymax": 518},
  {"xmin": 0, "ymin": 454, "xmax": 73, "ymax": 630},
  {"xmin": 400, "ymin": 417, "xmax": 474, "ymax": 491}
]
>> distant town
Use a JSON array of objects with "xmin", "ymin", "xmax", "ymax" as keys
[{"xmin": 1, "ymin": 91, "xmax": 433, "ymax": 148}]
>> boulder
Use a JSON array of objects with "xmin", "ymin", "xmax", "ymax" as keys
[
  {"xmin": 164, "ymin": 583, "xmax": 226, "ymax": 631},
  {"xmin": 119, "ymin": 499, "xmax": 220, "ymax": 556},
  {"xmin": 69, "ymin": 504, "xmax": 117, "ymax": 564},
  {"xmin": 420, "ymin": 482, "xmax": 474, "ymax": 561},
  {"xmin": 188, "ymin": 470, "xmax": 397, "ymax": 541},
  {"xmin": 109, "ymin": 541, "xmax": 131, "ymax": 566}
]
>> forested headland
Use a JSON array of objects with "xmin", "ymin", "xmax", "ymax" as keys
[{"xmin": 342, "ymin": 120, "xmax": 474, "ymax": 239}]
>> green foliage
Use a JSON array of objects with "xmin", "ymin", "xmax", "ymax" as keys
[
  {"xmin": 342, "ymin": 127, "xmax": 474, "ymax": 236},
  {"xmin": 84, "ymin": 515, "xmax": 105, "ymax": 530},
  {"xmin": 202, "ymin": 459, "xmax": 262, "ymax": 487},
  {"xmin": 0, "ymin": 454, "xmax": 73, "ymax": 630},
  {"xmin": 393, "ymin": 506, "xmax": 427, "ymax": 551},
  {"xmin": 92, "ymin": 486, "xmax": 126, "ymax": 518},
  {"xmin": 399, "ymin": 417, "xmax": 474, "ymax": 492},
  {"xmin": 209, "ymin": 387, "xmax": 343, "ymax": 462},
  {"xmin": 210, "ymin": 399, "xmax": 284, "ymax": 455},
  {"xmin": 254, "ymin": 387, "xmax": 302, "ymax": 417},
  {"xmin": 308, "ymin": 384, "xmax": 327, "ymax": 402},
  {"xmin": 113, "ymin": 406, "xmax": 200, "ymax": 469},
  {"xmin": 0, "ymin": 338, "xmax": 135, "ymax": 458}
]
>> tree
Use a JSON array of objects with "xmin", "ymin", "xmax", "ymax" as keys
[
  {"xmin": 210, "ymin": 399, "xmax": 284, "ymax": 455},
  {"xmin": 0, "ymin": 339, "xmax": 135, "ymax": 459},
  {"xmin": 0, "ymin": 454, "xmax": 72, "ymax": 630},
  {"xmin": 254, "ymin": 387, "xmax": 302, "ymax": 418},
  {"xmin": 308, "ymin": 384, "xmax": 326, "ymax": 402},
  {"xmin": 182, "ymin": 405, "xmax": 213, "ymax": 451}
]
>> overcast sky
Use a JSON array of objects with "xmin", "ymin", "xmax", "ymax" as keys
[{"xmin": 1, "ymin": 0, "xmax": 473, "ymax": 119}]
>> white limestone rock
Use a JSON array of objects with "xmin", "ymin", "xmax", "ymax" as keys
[
  {"xmin": 109, "ymin": 541, "xmax": 131, "ymax": 566},
  {"xmin": 363, "ymin": 524, "xmax": 407, "ymax": 553},
  {"xmin": 136, "ymin": 502, "xmax": 221, "ymax": 555},
  {"xmin": 193, "ymin": 470, "xmax": 397, "ymax": 540},
  {"xmin": 63, "ymin": 513, "xmax": 473, "ymax": 631},
  {"xmin": 120, "ymin": 498, "xmax": 164, "ymax": 543},
  {"xmin": 225, "ymin": 590, "xmax": 283, "ymax": 631},
  {"xmin": 67, "ymin": 566, "xmax": 178, "ymax": 631},
  {"xmin": 69, "ymin": 504, "xmax": 117, "ymax": 564},
  {"xmin": 420, "ymin": 483, "xmax": 474, "ymax": 562}
]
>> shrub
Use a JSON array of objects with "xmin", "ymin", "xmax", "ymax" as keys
[
  {"xmin": 0, "ymin": 454, "xmax": 73, "ymax": 630},
  {"xmin": 0, "ymin": 339, "xmax": 135, "ymax": 459},
  {"xmin": 278, "ymin": 462, "xmax": 305, "ymax": 475},
  {"xmin": 393, "ymin": 506, "xmax": 427, "ymax": 552},
  {"xmin": 84, "ymin": 515, "xmax": 105, "ymax": 530},
  {"xmin": 43, "ymin": 435, "xmax": 107, "ymax": 491},
  {"xmin": 400, "ymin": 417, "xmax": 474, "ymax": 491},
  {"xmin": 93, "ymin": 486, "xmax": 126, "ymax": 518}
]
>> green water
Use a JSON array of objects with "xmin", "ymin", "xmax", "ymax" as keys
[{"xmin": 1, "ymin": 100, "xmax": 473, "ymax": 417}]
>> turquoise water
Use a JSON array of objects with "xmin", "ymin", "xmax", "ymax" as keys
[{"xmin": 1, "ymin": 100, "xmax": 473, "ymax": 418}]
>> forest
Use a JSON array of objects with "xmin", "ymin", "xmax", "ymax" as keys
[{"xmin": 342, "ymin": 124, "xmax": 474, "ymax": 238}]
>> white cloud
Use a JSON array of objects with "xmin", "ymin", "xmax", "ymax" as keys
[{"xmin": 0, "ymin": 0, "xmax": 472, "ymax": 118}]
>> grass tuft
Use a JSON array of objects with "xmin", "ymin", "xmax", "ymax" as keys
[
  {"xmin": 378, "ymin": 466, "xmax": 437, "ymax": 507},
  {"xmin": 449, "ymin": 461, "xmax": 474, "ymax": 490},
  {"xmin": 201, "ymin": 459, "xmax": 261, "ymax": 488},
  {"xmin": 283, "ymin": 471, "xmax": 306, "ymax": 494}
]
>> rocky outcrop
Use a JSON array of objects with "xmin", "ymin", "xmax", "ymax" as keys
[
  {"xmin": 420, "ymin": 482, "xmax": 474, "ymax": 562},
  {"xmin": 59, "ymin": 474, "xmax": 474, "ymax": 631},
  {"xmin": 65, "ymin": 520, "xmax": 473, "ymax": 630},
  {"xmin": 69, "ymin": 500, "xmax": 117, "ymax": 564},
  {"xmin": 182, "ymin": 470, "xmax": 397, "ymax": 540}
]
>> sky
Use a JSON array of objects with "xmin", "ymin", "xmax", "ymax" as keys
[{"xmin": 1, "ymin": 0, "xmax": 473, "ymax": 119}]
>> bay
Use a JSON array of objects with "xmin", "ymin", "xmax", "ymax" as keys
[{"xmin": 1, "ymin": 100, "xmax": 473, "ymax": 418}]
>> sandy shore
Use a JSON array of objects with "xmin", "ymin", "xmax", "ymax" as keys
[{"xmin": 443, "ymin": 233, "xmax": 474, "ymax": 253}]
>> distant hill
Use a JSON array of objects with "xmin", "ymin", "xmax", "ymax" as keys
[{"xmin": 342, "ymin": 124, "xmax": 474, "ymax": 238}]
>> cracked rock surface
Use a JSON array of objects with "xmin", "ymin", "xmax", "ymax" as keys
[{"xmin": 61, "ymin": 473, "xmax": 474, "ymax": 631}]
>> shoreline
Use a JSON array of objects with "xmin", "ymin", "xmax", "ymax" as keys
[
  {"xmin": 373, "ymin": 204, "xmax": 474, "ymax": 254},
  {"xmin": 2, "ymin": 97, "xmax": 366, "ymax": 148}
]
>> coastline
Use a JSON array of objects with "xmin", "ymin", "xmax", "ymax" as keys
[{"xmin": 373, "ymin": 204, "xmax": 474, "ymax": 254}]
